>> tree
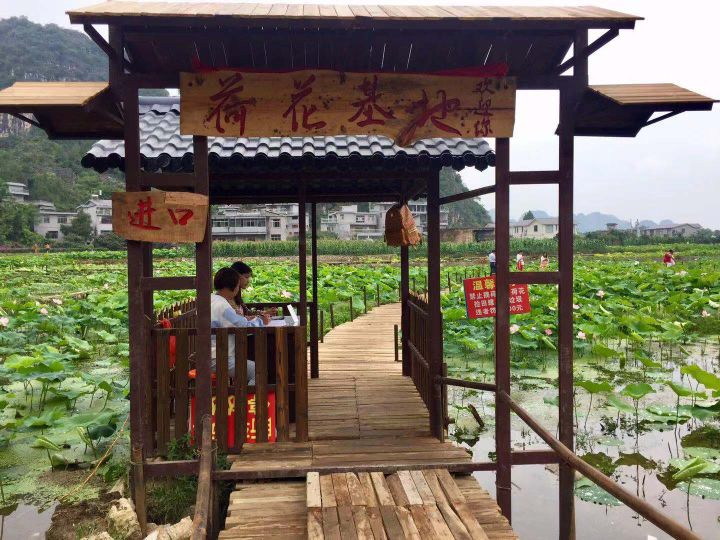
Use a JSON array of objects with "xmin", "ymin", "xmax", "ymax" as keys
[
  {"xmin": 522, "ymin": 211, "xmax": 535, "ymax": 220},
  {"xmin": 61, "ymin": 211, "xmax": 93, "ymax": 243},
  {"xmin": 438, "ymin": 168, "xmax": 491, "ymax": 228},
  {"xmin": 94, "ymin": 232, "xmax": 126, "ymax": 251},
  {"xmin": 0, "ymin": 199, "xmax": 40, "ymax": 245}
]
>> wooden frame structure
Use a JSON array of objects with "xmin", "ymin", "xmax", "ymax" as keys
[{"xmin": 0, "ymin": 3, "xmax": 716, "ymax": 539}]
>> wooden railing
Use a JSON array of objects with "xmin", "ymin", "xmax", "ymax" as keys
[
  {"xmin": 150, "ymin": 324, "xmax": 308, "ymax": 456},
  {"xmin": 407, "ymin": 293, "xmax": 432, "ymax": 411}
]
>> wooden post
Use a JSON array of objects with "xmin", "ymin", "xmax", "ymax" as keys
[
  {"xmin": 310, "ymin": 202, "xmax": 319, "ymax": 378},
  {"xmin": 447, "ymin": 272, "xmax": 452, "ymax": 291},
  {"xmin": 400, "ymin": 244, "xmax": 410, "ymax": 376},
  {"xmin": 426, "ymin": 170, "xmax": 444, "ymax": 440},
  {"xmin": 299, "ymin": 185, "xmax": 308, "ymax": 328},
  {"xmin": 376, "ymin": 283, "xmax": 381, "ymax": 307},
  {"xmin": 194, "ymin": 135, "xmax": 213, "ymax": 429},
  {"xmin": 349, "ymin": 296, "xmax": 354, "ymax": 321},
  {"xmin": 394, "ymin": 324, "xmax": 399, "ymax": 362},
  {"xmin": 556, "ymin": 30, "xmax": 586, "ymax": 540},
  {"xmin": 494, "ymin": 137, "xmax": 512, "ymax": 521},
  {"xmin": 320, "ymin": 310, "xmax": 324, "ymax": 343},
  {"xmin": 330, "ymin": 303, "xmax": 335, "ymax": 328},
  {"xmin": 363, "ymin": 287, "xmax": 368, "ymax": 313}
]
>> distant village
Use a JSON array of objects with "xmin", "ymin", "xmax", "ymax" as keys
[{"xmin": 4, "ymin": 181, "xmax": 709, "ymax": 243}]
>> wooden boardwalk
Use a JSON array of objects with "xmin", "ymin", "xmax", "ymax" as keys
[{"xmin": 223, "ymin": 304, "xmax": 517, "ymax": 539}]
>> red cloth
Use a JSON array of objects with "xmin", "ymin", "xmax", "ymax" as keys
[
  {"xmin": 663, "ymin": 252, "xmax": 673, "ymax": 264},
  {"xmin": 159, "ymin": 319, "xmax": 177, "ymax": 368}
]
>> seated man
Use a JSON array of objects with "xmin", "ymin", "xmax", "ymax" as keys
[{"xmin": 211, "ymin": 267, "xmax": 271, "ymax": 385}]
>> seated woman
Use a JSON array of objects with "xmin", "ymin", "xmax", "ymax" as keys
[
  {"xmin": 230, "ymin": 260, "xmax": 278, "ymax": 317},
  {"xmin": 211, "ymin": 267, "xmax": 270, "ymax": 385}
]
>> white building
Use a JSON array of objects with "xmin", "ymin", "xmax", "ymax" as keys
[
  {"xmin": 321, "ymin": 201, "xmax": 449, "ymax": 240},
  {"xmin": 33, "ymin": 201, "xmax": 76, "ymax": 240},
  {"xmin": 510, "ymin": 217, "xmax": 577, "ymax": 239},
  {"xmin": 5, "ymin": 182, "xmax": 30, "ymax": 203},
  {"xmin": 211, "ymin": 206, "xmax": 290, "ymax": 241},
  {"xmin": 640, "ymin": 223, "xmax": 703, "ymax": 238},
  {"xmin": 77, "ymin": 194, "xmax": 113, "ymax": 236}
]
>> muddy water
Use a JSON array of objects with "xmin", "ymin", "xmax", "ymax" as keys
[
  {"xmin": 450, "ymin": 343, "xmax": 720, "ymax": 539},
  {"xmin": 0, "ymin": 503, "xmax": 55, "ymax": 540}
]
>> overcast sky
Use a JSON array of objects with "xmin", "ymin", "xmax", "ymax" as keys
[{"xmin": 4, "ymin": 0, "xmax": 719, "ymax": 227}]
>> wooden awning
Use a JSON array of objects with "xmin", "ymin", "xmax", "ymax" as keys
[
  {"xmin": 0, "ymin": 82, "xmax": 123, "ymax": 139},
  {"xmin": 573, "ymin": 83, "xmax": 717, "ymax": 137}
]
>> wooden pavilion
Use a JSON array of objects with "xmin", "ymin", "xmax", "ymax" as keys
[{"xmin": 0, "ymin": 3, "xmax": 716, "ymax": 539}]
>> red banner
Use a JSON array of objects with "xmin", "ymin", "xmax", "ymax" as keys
[
  {"xmin": 190, "ymin": 392, "xmax": 276, "ymax": 446},
  {"xmin": 463, "ymin": 277, "xmax": 531, "ymax": 319}
]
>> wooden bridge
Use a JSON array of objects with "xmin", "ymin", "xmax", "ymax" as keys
[{"xmin": 220, "ymin": 303, "xmax": 516, "ymax": 539}]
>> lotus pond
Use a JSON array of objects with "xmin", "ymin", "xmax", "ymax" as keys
[{"xmin": 0, "ymin": 250, "xmax": 718, "ymax": 538}]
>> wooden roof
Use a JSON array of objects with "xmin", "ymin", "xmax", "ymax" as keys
[
  {"xmin": 68, "ymin": 2, "xmax": 641, "ymax": 28},
  {"xmin": 0, "ymin": 82, "xmax": 109, "ymax": 109},
  {"xmin": 0, "ymin": 82, "xmax": 123, "ymax": 139},
  {"xmin": 590, "ymin": 83, "xmax": 716, "ymax": 106},
  {"xmin": 573, "ymin": 83, "xmax": 717, "ymax": 137}
]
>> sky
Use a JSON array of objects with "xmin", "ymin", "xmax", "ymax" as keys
[{"xmin": 4, "ymin": 0, "xmax": 719, "ymax": 227}]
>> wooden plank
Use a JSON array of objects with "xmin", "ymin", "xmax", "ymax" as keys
[
  {"xmin": 408, "ymin": 505, "xmax": 438, "ymax": 539},
  {"xmin": 174, "ymin": 329, "xmax": 189, "ymax": 438},
  {"xmin": 435, "ymin": 470, "xmax": 490, "ymax": 540},
  {"xmin": 234, "ymin": 331, "xmax": 248, "ymax": 449},
  {"xmin": 307, "ymin": 472, "xmax": 323, "ymax": 508},
  {"xmin": 216, "ymin": 328, "xmax": 229, "ymax": 452},
  {"xmin": 255, "ymin": 331, "xmax": 268, "ymax": 443},
  {"xmin": 320, "ymin": 474, "xmax": 337, "ymax": 507},
  {"xmin": 332, "ymin": 473, "xmax": 352, "ymax": 507},
  {"xmin": 275, "ymin": 327, "xmax": 289, "ymax": 442},
  {"xmin": 379, "ymin": 506, "xmax": 405, "ymax": 539},
  {"xmin": 394, "ymin": 506, "xmax": 421, "ymax": 539},
  {"xmin": 369, "ymin": 473, "xmax": 395, "ymax": 507},
  {"xmin": 322, "ymin": 507, "xmax": 342, "ymax": 540},
  {"xmin": 409, "ymin": 470, "xmax": 435, "ymax": 505},
  {"xmin": 308, "ymin": 507, "xmax": 325, "ymax": 540},
  {"xmin": 351, "ymin": 506, "xmax": 374, "ymax": 540},
  {"xmin": 155, "ymin": 331, "xmax": 169, "ymax": 454},
  {"xmin": 345, "ymin": 473, "xmax": 367, "ymax": 507},
  {"xmin": 179, "ymin": 70, "xmax": 516, "ymax": 144},
  {"xmin": 386, "ymin": 474, "xmax": 409, "ymax": 507},
  {"xmin": 397, "ymin": 471, "xmax": 424, "ymax": 506},
  {"xmin": 338, "ymin": 505, "xmax": 359, "ymax": 540},
  {"xmin": 422, "ymin": 470, "xmax": 471, "ymax": 540}
]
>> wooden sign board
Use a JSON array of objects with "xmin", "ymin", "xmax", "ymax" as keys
[
  {"xmin": 112, "ymin": 190, "xmax": 209, "ymax": 243},
  {"xmin": 463, "ymin": 277, "xmax": 531, "ymax": 319},
  {"xmin": 180, "ymin": 69, "xmax": 516, "ymax": 145}
]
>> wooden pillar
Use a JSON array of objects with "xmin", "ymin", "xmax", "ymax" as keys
[
  {"xmin": 299, "ymin": 184, "xmax": 307, "ymax": 327},
  {"xmin": 123, "ymin": 81, "xmax": 148, "ymax": 532},
  {"xmin": 400, "ymin": 243, "xmax": 410, "ymax": 376},
  {"xmin": 310, "ymin": 202, "xmax": 319, "ymax": 378},
  {"xmin": 426, "ymin": 171, "xmax": 444, "ymax": 440},
  {"xmin": 557, "ymin": 30, "xmax": 587, "ymax": 540},
  {"xmin": 494, "ymin": 137, "xmax": 512, "ymax": 521},
  {"xmin": 194, "ymin": 136, "xmax": 212, "ymax": 425}
]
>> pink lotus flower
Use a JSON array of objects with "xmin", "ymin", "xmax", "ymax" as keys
[
  {"xmin": 52, "ymin": 298, "xmax": 62, "ymax": 305},
  {"xmin": 701, "ymin": 310, "xmax": 710, "ymax": 318},
  {"xmin": 577, "ymin": 331, "xmax": 586, "ymax": 340},
  {"xmin": 281, "ymin": 290, "xmax": 293, "ymax": 298},
  {"xmin": 40, "ymin": 307, "xmax": 49, "ymax": 315},
  {"xmin": 545, "ymin": 328, "xmax": 553, "ymax": 336},
  {"xmin": 0, "ymin": 317, "xmax": 9, "ymax": 327},
  {"xmin": 573, "ymin": 304, "xmax": 580, "ymax": 310},
  {"xmin": 509, "ymin": 324, "xmax": 520, "ymax": 334},
  {"xmin": 596, "ymin": 290, "xmax": 605, "ymax": 298}
]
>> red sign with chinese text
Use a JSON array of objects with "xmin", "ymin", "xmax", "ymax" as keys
[
  {"xmin": 190, "ymin": 392, "xmax": 276, "ymax": 446},
  {"xmin": 463, "ymin": 277, "xmax": 531, "ymax": 319},
  {"xmin": 180, "ymin": 69, "xmax": 516, "ymax": 145}
]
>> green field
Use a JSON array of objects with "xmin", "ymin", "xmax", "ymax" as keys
[{"xmin": 0, "ymin": 245, "xmax": 719, "ymax": 536}]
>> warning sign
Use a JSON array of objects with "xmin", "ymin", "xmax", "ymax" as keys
[{"xmin": 463, "ymin": 277, "xmax": 531, "ymax": 319}]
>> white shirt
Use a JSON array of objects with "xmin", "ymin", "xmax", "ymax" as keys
[
  {"xmin": 489, "ymin": 252, "xmax": 496, "ymax": 263},
  {"xmin": 516, "ymin": 253, "xmax": 523, "ymax": 262},
  {"xmin": 210, "ymin": 293, "xmax": 264, "ymax": 360}
]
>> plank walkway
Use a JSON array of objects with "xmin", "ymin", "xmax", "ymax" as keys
[{"xmin": 223, "ymin": 304, "xmax": 517, "ymax": 539}]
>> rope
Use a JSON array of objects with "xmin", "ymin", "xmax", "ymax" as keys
[{"xmin": 59, "ymin": 414, "xmax": 130, "ymax": 503}]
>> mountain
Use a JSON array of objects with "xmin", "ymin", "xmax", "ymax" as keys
[
  {"xmin": 440, "ymin": 168, "xmax": 491, "ymax": 228},
  {"xmin": 0, "ymin": 17, "xmax": 124, "ymax": 211}
]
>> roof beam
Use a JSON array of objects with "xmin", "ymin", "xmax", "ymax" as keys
[
  {"xmin": 554, "ymin": 28, "xmax": 619, "ymax": 75},
  {"xmin": 9, "ymin": 112, "xmax": 42, "ymax": 129},
  {"xmin": 439, "ymin": 184, "xmax": 495, "ymax": 205},
  {"xmin": 84, "ymin": 24, "xmax": 133, "ymax": 73},
  {"xmin": 641, "ymin": 110, "xmax": 683, "ymax": 128}
]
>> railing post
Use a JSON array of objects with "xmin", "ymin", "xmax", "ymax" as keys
[
  {"xmin": 400, "ymin": 244, "xmax": 410, "ymax": 376},
  {"xmin": 363, "ymin": 287, "xmax": 368, "ymax": 314},
  {"xmin": 349, "ymin": 296, "xmax": 354, "ymax": 321},
  {"xmin": 330, "ymin": 303, "xmax": 335, "ymax": 328},
  {"xmin": 376, "ymin": 283, "xmax": 381, "ymax": 307},
  {"xmin": 394, "ymin": 324, "xmax": 399, "ymax": 362},
  {"xmin": 320, "ymin": 310, "xmax": 324, "ymax": 343}
]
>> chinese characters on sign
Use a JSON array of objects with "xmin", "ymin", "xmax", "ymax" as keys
[
  {"xmin": 112, "ymin": 191, "xmax": 209, "ymax": 243},
  {"xmin": 190, "ymin": 392, "xmax": 277, "ymax": 446},
  {"xmin": 463, "ymin": 277, "xmax": 531, "ymax": 319},
  {"xmin": 180, "ymin": 69, "xmax": 516, "ymax": 144}
]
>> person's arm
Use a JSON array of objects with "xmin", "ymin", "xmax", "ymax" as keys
[{"xmin": 222, "ymin": 306, "xmax": 265, "ymax": 327}]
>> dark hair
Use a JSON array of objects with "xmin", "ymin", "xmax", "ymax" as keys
[
  {"xmin": 213, "ymin": 267, "xmax": 240, "ymax": 291},
  {"xmin": 669, "ymin": 249, "xmax": 674, "ymax": 253},
  {"xmin": 231, "ymin": 261, "xmax": 252, "ymax": 275}
]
